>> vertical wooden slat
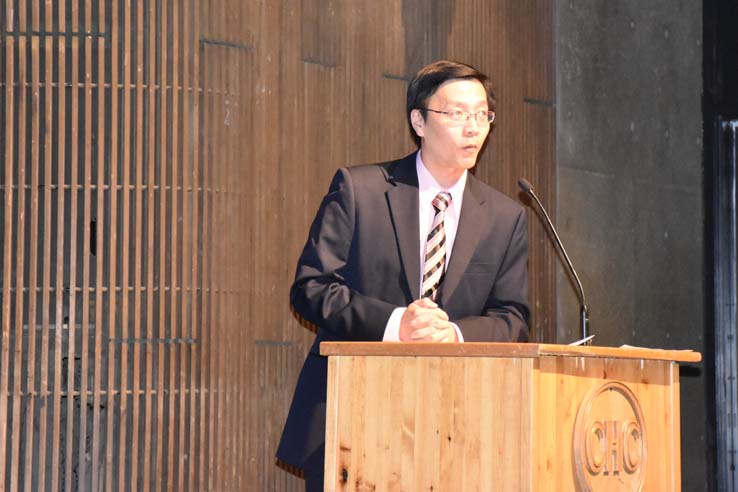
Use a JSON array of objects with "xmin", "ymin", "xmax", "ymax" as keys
[
  {"xmin": 258, "ymin": 2, "xmax": 288, "ymax": 490},
  {"xmin": 18, "ymin": 0, "xmax": 27, "ymax": 29},
  {"xmin": 50, "ymin": 5, "xmax": 66, "ymax": 489},
  {"xmin": 36, "ymin": 5, "xmax": 55, "ymax": 486},
  {"xmin": 77, "ymin": 20, "xmax": 94, "ymax": 492},
  {"xmin": 205, "ymin": 38, "xmax": 218, "ymax": 492},
  {"xmin": 4, "ymin": 0, "xmax": 12, "ymax": 31},
  {"xmin": 233, "ymin": 48, "xmax": 242, "ymax": 491},
  {"xmin": 226, "ymin": 43, "xmax": 236, "ymax": 492},
  {"xmin": 209, "ymin": 38, "xmax": 220, "ymax": 487},
  {"xmin": 179, "ymin": 0, "xmax": 192, "ymax": 488},
  {"xmin": 0, "ymin": 33, "xmax": 15, "ymax": 492},
  {"xmin": 142, "ymin": 0, "xmax": 157, "ymax": 489},
  {"xmin": 10, "ymin": 34, "xmax": 27, "ymax": 492},
  {"xmin": 234, "ymin": 46, "xmax": 244, "ymax": 492},
  {"xmin": 130, "ymin": 0, "xmax": 145, "ymax": 488},
  {"xmin": 154, "ymin": 1, "xmax": 169, "ymax": 490},
  {"xmin": 231, "ymin": 67, "xmax": 239, "ymax": 482},
  {"xmin": 232, "ymin": 47, "xmax": 244, "ymax": 492},
  {"xmin": 240, "ymin": 46, "xmax": 249, "ymax": 490},
  {"xmin": 188, "ymin": 3, "xmax": 201, "ymax": 489},
  {"xmin": 211, "ymin": 38, "xmax": 223, "ymax": 492},
  {"xmin": 168, "ymin": 0, "xmax": 180, "ymax": 489},
  {"xmin": 90, "ymin": 0, "xmax": 107, "ymax": 488},
  {"xmin": 200, "ymin": 11, "xmax": 210, "ymax": 488},
  {"xmin": 22, "ymin": 33, "xmax": 41, "ymax": 492},
  {"xmin": 221, "ymin": 35, "xmax": 230, "ymax": 492},
  {"xmin": 85, "ymin": 0, "xmax": 92, "ymax": 29},
  {"xmin": 104, "ymin": 0, "xmax": 120, "ymax": 489},
  {"xmin": 202, "ymin": 7, "xmax": 215, "ymax": 488},
  {"xmin": 117, "ymin": 0, "xmax": 133, "ymax": 487},
  {"xmin": 199, "ymin": 22, "xmax": 213, "ymax": 492},
  {"xmin": 221, "ymin": 44, "xmax": 231, "ymax": 491},
  {"xmin": 64, "ymin": 20, "xmax": 80, "ymax": 492}
]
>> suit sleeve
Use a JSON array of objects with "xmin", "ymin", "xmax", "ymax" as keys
[
  {"xmin": 454, "ymin": 208, "xmax": 531, "ymax": 342},
  {"xmin": 289, "ymin": 168, "xmax": 398, "ymax": 341}
]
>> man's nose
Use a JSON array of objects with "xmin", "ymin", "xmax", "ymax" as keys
[{"xmin": 464, "ymin": 115, "xmax": 480, "ymax": 133}]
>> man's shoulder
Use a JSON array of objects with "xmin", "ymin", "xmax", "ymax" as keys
[
  {"xmin": 467, "ymin": 173, "xmax": 524, "ymax": 214},
  {"xmin": 347, "ymin": 152, "xmax": 417, "ymax": 174},
  {"xmin": 342, "ymin": 152, "xmax": 417, "ymax": 186}
]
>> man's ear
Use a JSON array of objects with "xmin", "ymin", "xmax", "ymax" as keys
[{"xmin": 410, "ymin": 109, "xmax": 425, "ymax": 138}]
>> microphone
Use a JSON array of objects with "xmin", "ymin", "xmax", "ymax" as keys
[{"xmin": 518, "ymin": 178, "xmax": 591, "ymax": 342}]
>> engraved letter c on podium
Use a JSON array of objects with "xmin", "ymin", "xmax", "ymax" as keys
[{"xmin": 573, "ymin": 381, "xmax": 647, "ymax": 492}]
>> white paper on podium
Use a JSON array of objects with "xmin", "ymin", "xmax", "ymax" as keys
[{"xmin": 569, "ymin": 334, "xmax": 596, "ymax": 346}]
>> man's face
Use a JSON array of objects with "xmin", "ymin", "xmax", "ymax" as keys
[{"xmin": 411, "ymin": 78, "xmax": 491, "ymax": 173}]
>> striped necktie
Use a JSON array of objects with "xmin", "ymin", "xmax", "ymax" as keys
[{"xmin": 422, "ymin": 192, "xmax": 451, "ymax": 300}]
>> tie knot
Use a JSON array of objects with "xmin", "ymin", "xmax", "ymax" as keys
[{"xmin": 432, "ymin": 192, "xmax": 451, "ymax": 212}]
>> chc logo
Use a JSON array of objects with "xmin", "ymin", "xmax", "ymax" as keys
[{"xmin": 573, "ymin": 382, "xmax": 647, "ymax": 491}]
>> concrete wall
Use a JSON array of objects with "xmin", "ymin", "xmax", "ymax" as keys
[{"xmin": 555, "ymin": 1, "xmax": 707, "ymax": 489}]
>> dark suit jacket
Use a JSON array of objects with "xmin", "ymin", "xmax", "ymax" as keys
[{"xmin": 277, "ymin": 152, "xmax": 530, "ymax": 469}]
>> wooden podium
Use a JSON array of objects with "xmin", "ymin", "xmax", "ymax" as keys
[{"xmin": 321, "ymin": 342, "xmax": 700, "ymax": 491}]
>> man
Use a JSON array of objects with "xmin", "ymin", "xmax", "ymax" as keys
[{"xmin": 277, "ymin": 60, "xmax": 530, "ymax": 491}]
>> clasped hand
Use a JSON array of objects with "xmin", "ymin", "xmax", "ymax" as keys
[{"xmin": 399, "ymin": 298, "xmax": 458, "ymax": 342}]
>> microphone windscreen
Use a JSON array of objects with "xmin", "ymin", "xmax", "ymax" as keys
[{"xmin": 518, "ymin": 178, "xmax": 533, "ymax": 193}]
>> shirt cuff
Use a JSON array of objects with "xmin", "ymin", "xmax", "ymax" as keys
[
  {"xmin": 451, "ymin": 322, "xmax": 464, "ymax": 342},
  {"xmin": 382, "ymin": 307, "xmax": 406, "ymax": 341}
]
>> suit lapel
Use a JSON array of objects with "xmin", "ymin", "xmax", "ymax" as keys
[
  {"xmin": 385, "ymin": 154, "xmax": 421, "ymax": 301},
  {"xmin": 440, "ymin": 175, "xmax": 486, "ymax": 304}
]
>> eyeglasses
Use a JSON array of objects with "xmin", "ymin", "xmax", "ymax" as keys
[{"xmin": 418, "ymin": 107, "xmax": 496, "ymax": 124}]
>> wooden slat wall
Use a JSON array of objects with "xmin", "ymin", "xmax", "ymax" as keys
[{"xmin": 0, "ymin": 0, "xmax": 554, "ymax": 490}]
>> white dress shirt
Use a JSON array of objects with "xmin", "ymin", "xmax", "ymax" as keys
[{"xmin": 382, "ymin": 152, "xmax": 466, "ymax": 342}]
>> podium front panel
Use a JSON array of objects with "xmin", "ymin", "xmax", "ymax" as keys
[
  {"xmin": 322, "ymin": 343, "xmax": 691, "ymax": 492},
  {"xmin": 325, "ymin": 355, "xmax": 534, "ymax": 491}
]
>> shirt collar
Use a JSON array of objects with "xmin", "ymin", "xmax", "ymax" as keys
[{"xmin": 415, "ymin": 151, "xmax": 467, "ymax": 210}]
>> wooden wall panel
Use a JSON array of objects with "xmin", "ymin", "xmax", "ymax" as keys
[{"xmin": 0, "ymin": 0, "xmax": 554, "ymax": 490}]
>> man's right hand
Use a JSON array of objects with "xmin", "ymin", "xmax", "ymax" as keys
[{"xmin": 399, "ymin": 298, "xmax": 457, "ymax": 342}]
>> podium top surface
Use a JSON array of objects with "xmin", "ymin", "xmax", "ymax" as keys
[{"xmin": 319, "ymin": 342, "xmax": 701, "ymax": 363}]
